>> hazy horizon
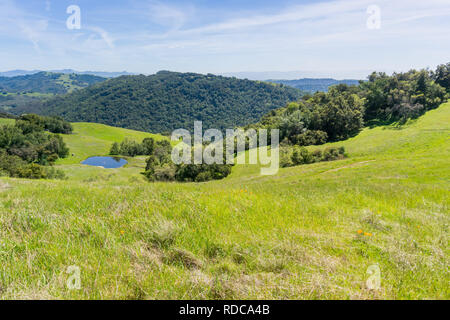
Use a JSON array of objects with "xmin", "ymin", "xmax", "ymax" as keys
[{"xmin": 0, "ymin": 0, "xmax": 449, "ymax": 79}]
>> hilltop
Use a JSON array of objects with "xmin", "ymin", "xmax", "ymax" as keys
[
  {"xmin": 267, "ymin": 78, "xmax": 361, "ymax": 92},
  {"xmin": 0, "ymin": 70, "xmax": 133, "ymax": 78},
  {"xmin": 0, "ymin": 72, "xmax": 107, "ymax": 113},
  {"xmin": 0, "ymin": 72, "xmax": 106, "ymax": 95},
  {"xmin": 15, "ymin": 71, "xmax": 303, "ymax": 133}
]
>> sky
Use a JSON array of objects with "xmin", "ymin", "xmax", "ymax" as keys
[{"xmin": 0, "ymin": 0, "xmax": 449, "ymax": 79}]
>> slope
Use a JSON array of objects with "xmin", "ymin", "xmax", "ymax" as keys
[{"xmin": 0, "ymin": 103, "xmax": 448, "ymax": 299}]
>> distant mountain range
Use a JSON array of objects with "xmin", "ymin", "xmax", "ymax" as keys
[
  {"xmin": 0, "ymin": 70, "xmax": 362, "ymax": 93},
  {"xmin": 267, "ymin": 78, "xmax": 362, "ymax": 93},
  {"xmin": 0, "ymin": 72, "xmax": 107, "ymax": 112},
  {"xmin": 0, "ymin": 72, "xmax": 106, "ymax": 94},
  {"xmin": 0, "ymin": 69, "xmax": 135, "ymax": 78}
]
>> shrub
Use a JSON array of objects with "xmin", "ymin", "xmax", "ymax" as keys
[
  {"xmin": 109, "ymin": 142, "xmax": 120, "ymax": 155},
  {"xmin": 280, "ymin": 145, "xmax": 346, "ymax": 168},
  {"xmin": 323, "ymin": 147, "xmax": 343, "ymax": 161},
  {"xmin": 279, "ymin": 147, "xmax": 294, "ymax": 168},
  {"xmin": 292, "ymin": 146, "xmax": 313, "ymax": 165},
  {"xmin": 293, "ymin": 130, "xmax": 328, "ymax": 146},
  {"xmin": 195, "ymin": 171, "xmax": 213, "ymax": 182},
  {"xmin": 311, "ymin": 149, "xmax": 323, "ymax": 162},
  {"xmin": 151, "ymin": 165, "xmax": 176, "ymax": 182}
]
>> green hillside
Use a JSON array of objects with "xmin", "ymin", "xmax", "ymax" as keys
[
  {"xmin": 58, "ymin": 122, "xmax": 168, "ymax": 165},
  {"xmin": 0, "ymin": 72, "xmax": 106, "ymax": 94},
  {"xmin": 0, "ymin": 102, "xmax": 448, "ymax": 299},
  {"xmin": 16, "ymin": 71, "xmax": 303, "ymax": 133},
  {"xmin": 0, "ymin": 72, "xmax": 106, "ymax": 114},
  {"xmin": 0, "ymin": 118, "xmax": 14, "ymax": 126}
]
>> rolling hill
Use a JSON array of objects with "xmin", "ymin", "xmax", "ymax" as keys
[
  {"xmin": 0, "ymin": 102, "xmax": 448, "ymax": 299},
  {"xmin": 15, "ymin": 71, "xmax": 304, "ymax": 133},
  {"xmin": 0, "ymin": 72, "xmax": 106, "ymax": 94},
  {"xmin": 0, "ymin": 72, "xmax": 107, "ymax": 114}
]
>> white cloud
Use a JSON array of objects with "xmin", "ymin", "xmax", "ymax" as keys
[
  {"xmin": 0, "ymin": 0, "xmax": 448, "ymax": 77},
  {"xmin": 147, "ymin": 0, "xmax": 191, "ymax": 30}
]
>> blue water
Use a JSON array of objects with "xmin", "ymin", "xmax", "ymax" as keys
[{"xmin": 81, "ymin": 156, "xmax": 128, "ymax": 169}]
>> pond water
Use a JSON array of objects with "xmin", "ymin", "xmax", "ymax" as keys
[{"xmin": 81, "ymin": 156, "xmax": 128, "ymax": 169}]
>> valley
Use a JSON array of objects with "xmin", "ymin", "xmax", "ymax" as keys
[
  {"xmin": 1, "ymin": 0, "xmax": 449, "ymax": 305},
  {"xmin": 0, "ymin": 101, "xmax": 448, "ymax": 299}
]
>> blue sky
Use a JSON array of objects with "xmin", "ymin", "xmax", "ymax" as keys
[{"xmin": 0, "ymin": 0, "xmax": 449, "ymax": 79}]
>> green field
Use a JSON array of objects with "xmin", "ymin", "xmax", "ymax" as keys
[
  {"xmin": 0, "ymin": 103, "xmax": 449, "ymax": 299},
  {"xmin": 0, "ymin": 118, "xmax": 14, "ymax": 126}
]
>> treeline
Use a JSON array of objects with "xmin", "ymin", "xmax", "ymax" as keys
[
  {"xmin": 111, "ymin": 138, "xmax": 232, "ymax": 182},
  {"xmin": 0, "ymin": 114, "xmax": 71, "ymax": 179},
  {"xmin": 110, "ymin": 138, "xmax": 157, "ymax": 157},
  {"xmin": 280, "ymin": 146, "xmax": 346, "ymax": 168},
  {"xmin": 17, "ymin": 114, "xmax": 73, "ymax": 134},
  {"xmin": 251, "ymin": 64, "xmax": 449, "ymax": 147},
  {"xmin": 16, "ymin": 71, "xmax": 304, "ymax": 133},
  {"xmin": 362, "ymin": 65, "xmax": 449, "ymax": 122}
]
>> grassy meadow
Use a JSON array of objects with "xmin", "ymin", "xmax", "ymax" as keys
[
  {"xmin": 0, "ymin": 118, "xmax": 14, "ymax": 126},
  {"xmin": 0, "ymin": 103, "xmax": 449, "ymax": 299}
]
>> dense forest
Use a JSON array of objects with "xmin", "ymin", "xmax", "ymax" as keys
[
  {"xmin": 14, "ymin": 71, "xmax": 304, "ymax": 134},
  {"xmin": 250, "ymin": 64, "xmax": 449, "ymax": 148},
  {"xmin": 0, "ymin": 72, "xmax": 106, "ymax": 94},
  {"xmin": 0, "ymin": 114, "xmax": 71, "ymax": 179}
]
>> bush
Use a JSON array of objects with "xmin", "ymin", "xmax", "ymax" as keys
[
  {"xmin": 311, "ymin": 149, "xmax": 323, "ymax": 162},
  {"xmin": 293, "ymin": 130, "xmax": 328, "ymax": 146},
  {"xmin": 322, "ymin": 147, "xmax": 345, "ymax": 161},
  {"xmin": 279, "ymin": 145, "xmax": 346, "ymax": 168},
  {"xmin": 151, "ymin": 165, "xmax": 176, "ymax": 182},
  {"xmin": 195, "ymin": 171, "xmax": 213, "ymax": 182},
  {"xmin": 17, "ymin": 114, "xmax": 73, "ymax": 134},
  {"xmin": 292, "ymin": 146, "xmax": 314, "ymax": 165},
  {"xmin": 110, "ymin": 142, "xmax": 119, "ymax": 155}
]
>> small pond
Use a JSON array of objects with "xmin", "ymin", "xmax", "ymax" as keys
[{"xmin": 81, "ymin": 156, "xmax": 128, "ymax": 169}]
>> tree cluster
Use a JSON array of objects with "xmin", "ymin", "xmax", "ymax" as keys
[
  {"xmin": 252, "ymin": 65, "xmax": 449, "ymax": 147},
  {"xmin": 110, "ymin": 137, "xmax": 156, "ymax": 157},
  {"xmin": 361, "ymin": 68, "xmax": 447, "ymax": 123},
  {"xmin": 110, "ymin": 137, "xmax": 233, "ymax": 182},
  {"xmin": 280, "ymin": 146, "xmax": 346, "ymax": 168},
  {"xmin": 0, "ymin": 114, "xmax": 70, "ymax": 179}
]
